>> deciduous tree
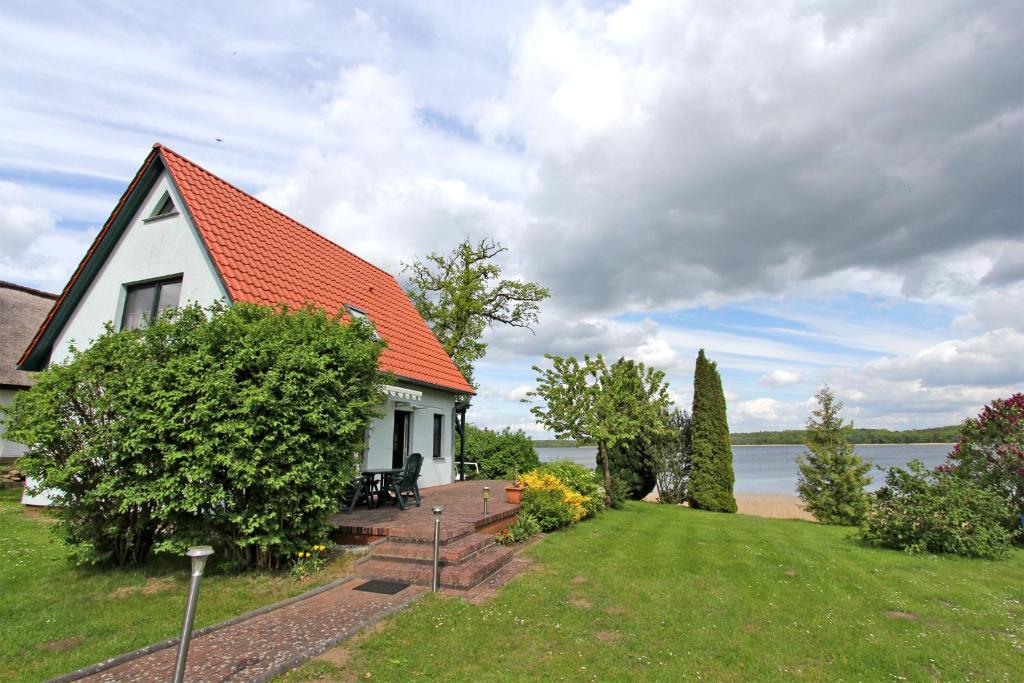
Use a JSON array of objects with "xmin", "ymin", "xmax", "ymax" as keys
[
  {"xmin": 529, "ymin": 354, "xmax": 671, "ymax": 506},
  {"xmin": 403, "ymin": 237, "xmax": 549, "ymax": 386}
]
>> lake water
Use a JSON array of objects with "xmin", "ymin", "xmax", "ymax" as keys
[{"xmin": 536, "ymin": 443, "xmax": 953, "ymax": 494}]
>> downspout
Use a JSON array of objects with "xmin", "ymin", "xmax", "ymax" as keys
[{"xmin": 455, "ymin": 397, "xmax": 470, "ymax": 480}]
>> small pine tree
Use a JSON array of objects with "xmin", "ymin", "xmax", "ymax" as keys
[
  {"xmin": 687, "ymin": 349, "xmax": 737, "ymax": 512},
  {"xmin": 796, "ymin": 386, "xmax": 872, "ymax": 525}
]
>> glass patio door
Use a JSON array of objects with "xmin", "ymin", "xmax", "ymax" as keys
[{"xmin": 392, "ymin": 410, "xmax": 410, "ymax": 469}]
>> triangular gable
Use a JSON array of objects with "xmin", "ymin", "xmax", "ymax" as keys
[{"xmin": 21, "ymin": 144, "xmax": 474, "ymax": 395}]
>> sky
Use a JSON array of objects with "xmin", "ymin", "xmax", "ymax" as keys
[{"xmin": 1, "ymin": 0, "xmax": 1021, "ymax": 435}]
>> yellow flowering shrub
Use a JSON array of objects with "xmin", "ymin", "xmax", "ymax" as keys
[{"xmin": 518, "ymin": 471, "xmax": 587, "ymax": 522}]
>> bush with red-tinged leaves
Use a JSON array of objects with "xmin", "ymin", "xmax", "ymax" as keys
[{"xmin": 941, "ymin": 393, "xmax": 1024, "ymax": 524}]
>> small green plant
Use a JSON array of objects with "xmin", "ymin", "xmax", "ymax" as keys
[
  {"xmin": 520, "ymin": 488, "xmax": 576, "ymax": 531},
  {"xmin": 860, "ymin": 460, "xmax": 1017, "ymax": 559},
  {"xmin": 290, "ymin": 544, "xmax": 330, "ymax": 579},
  {"xmin": 496, "ymin": 513, "xmax": 541, "ymax": 545}
]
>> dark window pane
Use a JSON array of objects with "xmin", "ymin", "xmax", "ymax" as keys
[
  {"xmin": 154, "ymin": 194, "xmax": 175, "ymax": 216},
  {"xmin": 433, "ymin": 414, "xmax": 443, "ymax": 458},
  {"xmin": 157, "ymin": 280, "xmax": 181, "ymax": 314},
  {"xmin": 123, "ymin": 284, "xmax": 156, "ymax": 330}
]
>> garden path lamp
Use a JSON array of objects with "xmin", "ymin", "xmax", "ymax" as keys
[
  {"xmin": 172, "ymin": 545, "xmax": 214, "ymax": 683},
  {"xmin": 432, "ymin": 506, "xmax": 443, "ymax": 593},
  {"xmin": 482, "ymin": 486, "xmax": 490, "ymax": 517}
]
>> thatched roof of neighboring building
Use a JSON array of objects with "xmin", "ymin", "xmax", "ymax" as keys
[{"xmin": 1, "ymin": 281, "xmax": 57, "ymax": 388}]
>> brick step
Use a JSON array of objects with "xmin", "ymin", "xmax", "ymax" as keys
[
  {"xmin": 356, "ymin": 544, "xmax": 516, "ymax": 590},
  {"xmin": 369, "ymin": 533, "xmax": 495, "ymax": 566},
  {"xmin": 386, "ymin": 524, "xmax": 475, "ymax": 545}
]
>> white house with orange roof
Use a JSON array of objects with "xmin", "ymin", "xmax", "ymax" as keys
[{"xmin": 19, "ymin": 144, "xmax": 474, "ymax": 503}]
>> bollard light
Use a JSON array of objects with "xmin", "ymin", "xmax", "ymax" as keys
[
  {"xmin": 482, "ymin": 486, "xmax": 490, "ymax": 517},
  {"xmin": 432, "ymin": 506, "xmax": 443, "ymax": 593},
  {"xmin": 172, "ymin": 546, "xmax": 215, "ymax": 683}
]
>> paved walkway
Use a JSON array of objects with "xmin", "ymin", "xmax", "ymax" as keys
[{"xmin": 74, "ymin": 578, "xmax": 426, "ymax": 682}]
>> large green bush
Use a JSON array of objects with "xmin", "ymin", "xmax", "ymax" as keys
[
  {"xmin": 520, "ymin": 487, "xmax": 576, "ymax": 532},
  {"xmin": 859, "ymin": 460, "xmax": 1017, "ymax": 560},
  {"xmin": 537, "ymin": 460, "xmax": 605, "ymax": 518},
  {"xmin": 459, "ymin": 424, "xmax": 540, "ymax": 479},
  {"xmin": 7, "ymin": 302, "xmax": 384, "ymax": 569}
]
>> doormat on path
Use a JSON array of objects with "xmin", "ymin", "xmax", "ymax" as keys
[{"xmin": 353, "ymin": 579, "xmax": 409, "ymax": 595}]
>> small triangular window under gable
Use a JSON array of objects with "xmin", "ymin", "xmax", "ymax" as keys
[
  {"xmin": 345, "ymin": 304, "xmax": 380, "ymax": 339},
  {"xmin": 147, "ymin": 191, "xmax": 178, "ymax": 220}
]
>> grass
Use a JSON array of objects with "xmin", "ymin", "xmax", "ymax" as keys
[
  {"xmin": 0, "ymin": 488, "xmax": 354, "ymax": 682},
  {"xmin": 288, "ymin": 501, "xmax": 1023, "ymax": 681}
]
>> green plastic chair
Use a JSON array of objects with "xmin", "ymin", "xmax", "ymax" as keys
[{"xmin": 390, "ymin": 452, "xmax": 423, "ymax": 510}]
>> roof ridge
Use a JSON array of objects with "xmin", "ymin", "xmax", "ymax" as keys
[
  {"xmin": 0, "ymin": 280, "xmax": 58, "ymax": 299},
  {"xmin": 154, "ymin": 143, "xmax": 398, "ymax": 282}
]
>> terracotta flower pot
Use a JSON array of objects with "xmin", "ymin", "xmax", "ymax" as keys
[{"xmin": 505, "ymin": 485, "xmax": 526, "ymax": 504}]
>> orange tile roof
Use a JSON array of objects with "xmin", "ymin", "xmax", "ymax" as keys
[{"xmin": 156, "ymin": 144, "xmax": 473, "ymax": 394}]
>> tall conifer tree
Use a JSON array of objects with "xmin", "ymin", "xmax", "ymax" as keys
[{"xmin": 687, "ymin": 349, "xmax": 737, "ymax": 512}]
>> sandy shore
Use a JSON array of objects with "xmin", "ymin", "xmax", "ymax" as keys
[
  {"xmin": 735, "ymin": 494, "xmax": 815, "ymax": 521},
  {"xmin": 644, "ymin": 491, "xmax": 816, "ymax": 521}
]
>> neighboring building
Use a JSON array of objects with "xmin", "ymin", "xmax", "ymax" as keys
[
  {"xmin": 18, "ymin": 143, "xmax": 474, "ymax": 502},
  {"xmin": 0, "ymin": 281, "xmax": 58, "ymax": 465}
]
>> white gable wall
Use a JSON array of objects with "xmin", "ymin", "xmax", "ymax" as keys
[{"xmin": 50, "ymin": 170, "xmax": 228, "ymax": 364}]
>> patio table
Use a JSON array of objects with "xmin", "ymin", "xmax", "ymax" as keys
[{"xmin": 361, "ymin": 468, "xmax": 402, "ymax": 509}]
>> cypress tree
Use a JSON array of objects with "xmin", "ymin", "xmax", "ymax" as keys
[
  {"xmin": 687, "ymin": 349, "xmax": 737, "ymax": 512},
  {"xmin": 796, "ymin": 386, "xmax": 871, "ymax": 525}
]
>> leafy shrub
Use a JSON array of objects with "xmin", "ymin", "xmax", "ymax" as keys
[
  {"xmin": 941, "ymin": 393, "xmax": 1023, "ymax": 523},
  {"xmin": 459, "ymin": 424, "xmax": 540, "ymax": 479},
  {"xmin": 8, "ymin": 302, "xmax": 384, "ymax": 569},
  {"xmin": 651, "ymin": 409, "xmax": 692, "ymax": 504},
  {"xmin": 518, "ymin": 470, "xmax": 587, "ymax": 522},
  {"xmin": 520, "ymin": 487, "xmax": 576, "ymax": 532},
  {"xmin": 537, "ymin": 460, "xmax": 604, "ymax": 518},
  {"xmin": 496, "ymin": 513, "xmax": 541, "ymax": 545},
  {"xmin": 859, "ymin": 460, "xmax": 1017, "ymax": 559}
]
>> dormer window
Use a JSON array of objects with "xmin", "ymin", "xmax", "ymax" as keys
[
  {"xmin": 145, "ymin": 191, "xmax": 178, "ymax": 221},
  {"xmin": 345, "ymin": 304, "xmax": 380, "ymax": 339}
]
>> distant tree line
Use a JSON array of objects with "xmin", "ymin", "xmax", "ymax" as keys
[{"xmin": 731, "ymin": 425, "xmax": 960, "ymax": 445}]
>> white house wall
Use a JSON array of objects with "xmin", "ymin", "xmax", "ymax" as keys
[
  {"xmin": 50, "ymin": 170, "xmax": 228, "ymax": 364},
  {"xmin": 365, "ymin": 382, "xmax": 456, "ymax": 488}
]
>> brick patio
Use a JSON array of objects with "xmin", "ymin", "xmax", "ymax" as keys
[
  {"xmin": 332, "ymin": 480, "xmax": 523, "ymax": 591},
  {"xmin": 329, "ymin": 479, "xmax": 520, "ymax": 543}
]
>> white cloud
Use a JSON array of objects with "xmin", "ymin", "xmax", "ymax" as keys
[
  {"xmin": 866, "ymin": 328, "xmax": 1024, "ymax": 387},
  {"xmin": 761, "ymin": 369, "xmax": 803, "ymax": 387}
]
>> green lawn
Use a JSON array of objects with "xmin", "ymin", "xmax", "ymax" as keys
[
  {"xmin": 290, "ymin": 502, "xmax": 1023, "ymax": 681},
  {"xmin": 0, "ymin": 487, "xmax": 353, "ymax": 682}
]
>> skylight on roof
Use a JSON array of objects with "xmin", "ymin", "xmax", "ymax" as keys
[{"xmin": 345, "ymin": 304, "xmax": 380, "ymax": 339}]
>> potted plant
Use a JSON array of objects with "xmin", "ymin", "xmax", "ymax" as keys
[{"xmin": 506, "ymin": 475, "xmax": 527, "ymax": 504}]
